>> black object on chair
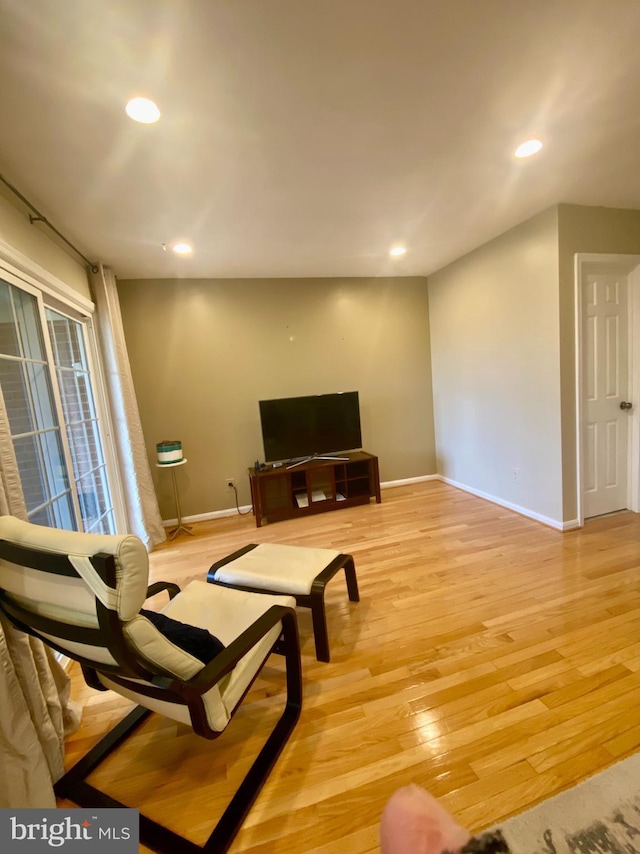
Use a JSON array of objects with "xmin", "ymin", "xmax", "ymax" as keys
[{"xmin": 0, "ymin": 517, "xmax": 302, "ymax": 854}]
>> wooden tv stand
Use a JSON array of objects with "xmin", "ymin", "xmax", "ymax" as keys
[{"xmin": 247, "ymin": 451, "xmax": 381, "ymax": 527}]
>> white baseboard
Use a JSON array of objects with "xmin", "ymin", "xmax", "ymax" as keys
[
  {"xmin": 437, "ymin": 475, "xmax": 578, "ymax": 531},
  {"xmin": 380, "ymin": 474, "xmax": 439, "ymax": 489},
  {"xmin": 162, "ymin": 505, "xmax": 253, "ymax": 527},
  {"xmin": 161, "ymin": 474, "xmax": 440, "ymax": 527},
  {"xmin": 160, "ymin": 474, "xmax": 580, "ymax": 532}
]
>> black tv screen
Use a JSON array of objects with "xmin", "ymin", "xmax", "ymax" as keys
[{"xmin": 259, "ymin": 392, "xmax": 362, "ymax": 463}]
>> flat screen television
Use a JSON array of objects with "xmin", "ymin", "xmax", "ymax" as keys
[{"xmin": 259, "ymin": 391, "xmax": 362, "ymax": 463}]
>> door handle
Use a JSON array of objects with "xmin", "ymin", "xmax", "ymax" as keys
[{"xmin": 620, "ymin": 401, "xmax": 633, "ymax": 410}]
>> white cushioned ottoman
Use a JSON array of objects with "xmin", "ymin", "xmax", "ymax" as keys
[{"xmin": 207, "ymin": 543, "xmax": 359, "ymax": 662}]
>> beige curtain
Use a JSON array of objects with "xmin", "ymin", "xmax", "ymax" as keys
[
  {"xmin": 90, "ymin": 264, "xmax": 166, "ymax": 550},
  {"xmin": 0, "ymin": 386, "xmax": 81, "ymax": 808}
]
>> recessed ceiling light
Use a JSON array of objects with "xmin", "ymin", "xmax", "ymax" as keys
[
  {"xmin": 514, "ymin": 139, "xmax": 543, "ymax": 158},
  {"xmin": 125, "ymin": 97, "xmax": 161, "ymax": 124},
  {"xmin": 172, "ymin": 243, "xmax": 192, "ymax": 255},
  {"xmin": 390, "ymin": 246, "xmax": 407, "ymax": 257}
]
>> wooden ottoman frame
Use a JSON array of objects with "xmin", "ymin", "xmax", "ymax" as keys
[{"xmin": 208, "ymin": 544, "xmax": 359, "ymax": 662}]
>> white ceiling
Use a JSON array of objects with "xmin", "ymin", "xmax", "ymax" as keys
[{"xmin": 0, "ymin": 0, "xmax": 639, "ymax": 280}]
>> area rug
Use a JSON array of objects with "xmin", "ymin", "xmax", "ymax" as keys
[{"xmin": 493, "ymin": 753, "xmax": 640, "ymax": 854}]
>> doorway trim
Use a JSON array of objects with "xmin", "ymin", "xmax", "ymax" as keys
[{"xmin": 575, "ymin": 253, "xmax": 640, "ymax": 527}]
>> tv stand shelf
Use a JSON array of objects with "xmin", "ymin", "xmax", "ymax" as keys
[{"xmin": 248, "ymin": 451, "xmax": 381, "ymax": 527}]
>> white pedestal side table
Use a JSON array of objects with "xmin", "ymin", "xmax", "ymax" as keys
[{"xmin": 157, "ymin": 459, "xmax": 194, "ymax": 540}]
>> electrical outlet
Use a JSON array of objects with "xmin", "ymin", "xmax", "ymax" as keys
[
  {"xmin": 225, "ymin": 478, "xmax": 236, "ymax": 491},
  {"xmin": 511, "ymin": 467, "xmax": 520, "ymax": 484}
]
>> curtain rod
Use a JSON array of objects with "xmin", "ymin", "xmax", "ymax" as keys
[{"xmin": 0, "ymin": 172, "xmax": 99, "ymax": 273}]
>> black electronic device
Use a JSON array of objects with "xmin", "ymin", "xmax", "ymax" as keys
[{"xmin": 258, "ymin": 391, "xmax": 362, "ymax": 464}]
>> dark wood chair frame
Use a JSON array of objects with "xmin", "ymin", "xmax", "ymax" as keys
[
  {"xmin": 0, "ymin": 538, "xmax": 302, "ymax": 854},
  {"xmin": 208, "ymin": 544, "xmax": 359, "ymax": 662}
]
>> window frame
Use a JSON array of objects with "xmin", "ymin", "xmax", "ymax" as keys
[{"xmin": 0, "ymin": 246, "xmax": 127, "ymax": 533}]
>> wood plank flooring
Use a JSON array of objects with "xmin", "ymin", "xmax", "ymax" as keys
[{"xmin": 63, "ymin": 481, "xmax": 640, "ymax": 852}]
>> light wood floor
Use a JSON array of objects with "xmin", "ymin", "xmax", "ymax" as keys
[{"xmin": 64, "ymin": 481, "xmax": 640, "ymax": 853}]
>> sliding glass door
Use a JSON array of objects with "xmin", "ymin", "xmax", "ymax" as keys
[
  {"xmin": 45, "ymin": 307, "xmax": 115, "ymax": 533},
  {"xmin": 0, "ymin": 275, "xmax": 116, "ymax": 533}
]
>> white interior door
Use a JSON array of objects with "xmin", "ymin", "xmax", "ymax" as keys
[{"xmin": 583, "ymin": 272, "xmax": 629, "ymax": 518}]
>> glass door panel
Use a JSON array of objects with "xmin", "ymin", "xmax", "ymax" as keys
[
  {"xmin": 46, "ymin": 308, "xmax": 115, "ymax": 534},
  {"xmin": 0, "ymin": 280, "xmax": 76, "ymax": 529},
  {"xmin": 0, "ymin": 277, "xmax": 115, "ymax": 535}
]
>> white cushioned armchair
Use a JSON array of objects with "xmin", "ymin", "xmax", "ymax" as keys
[{"xmin": 0, "ymin": 516, "xmax": 302, "ymax": 854}]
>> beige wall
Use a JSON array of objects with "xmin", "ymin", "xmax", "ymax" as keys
[
  {"xmin": 428, "ymin": 206, "xmax": 563, "ymax": 524},
  {"xmin": 558, "ymin": 204, "xmax": 640, "ymax": 521},
  {"xmin": 117, "ymin": 276, "xmax": 435, "ymax": 519},
  {"xmin": 0, "ymin": 189, "xmax": 91, "ymax": 298}
]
